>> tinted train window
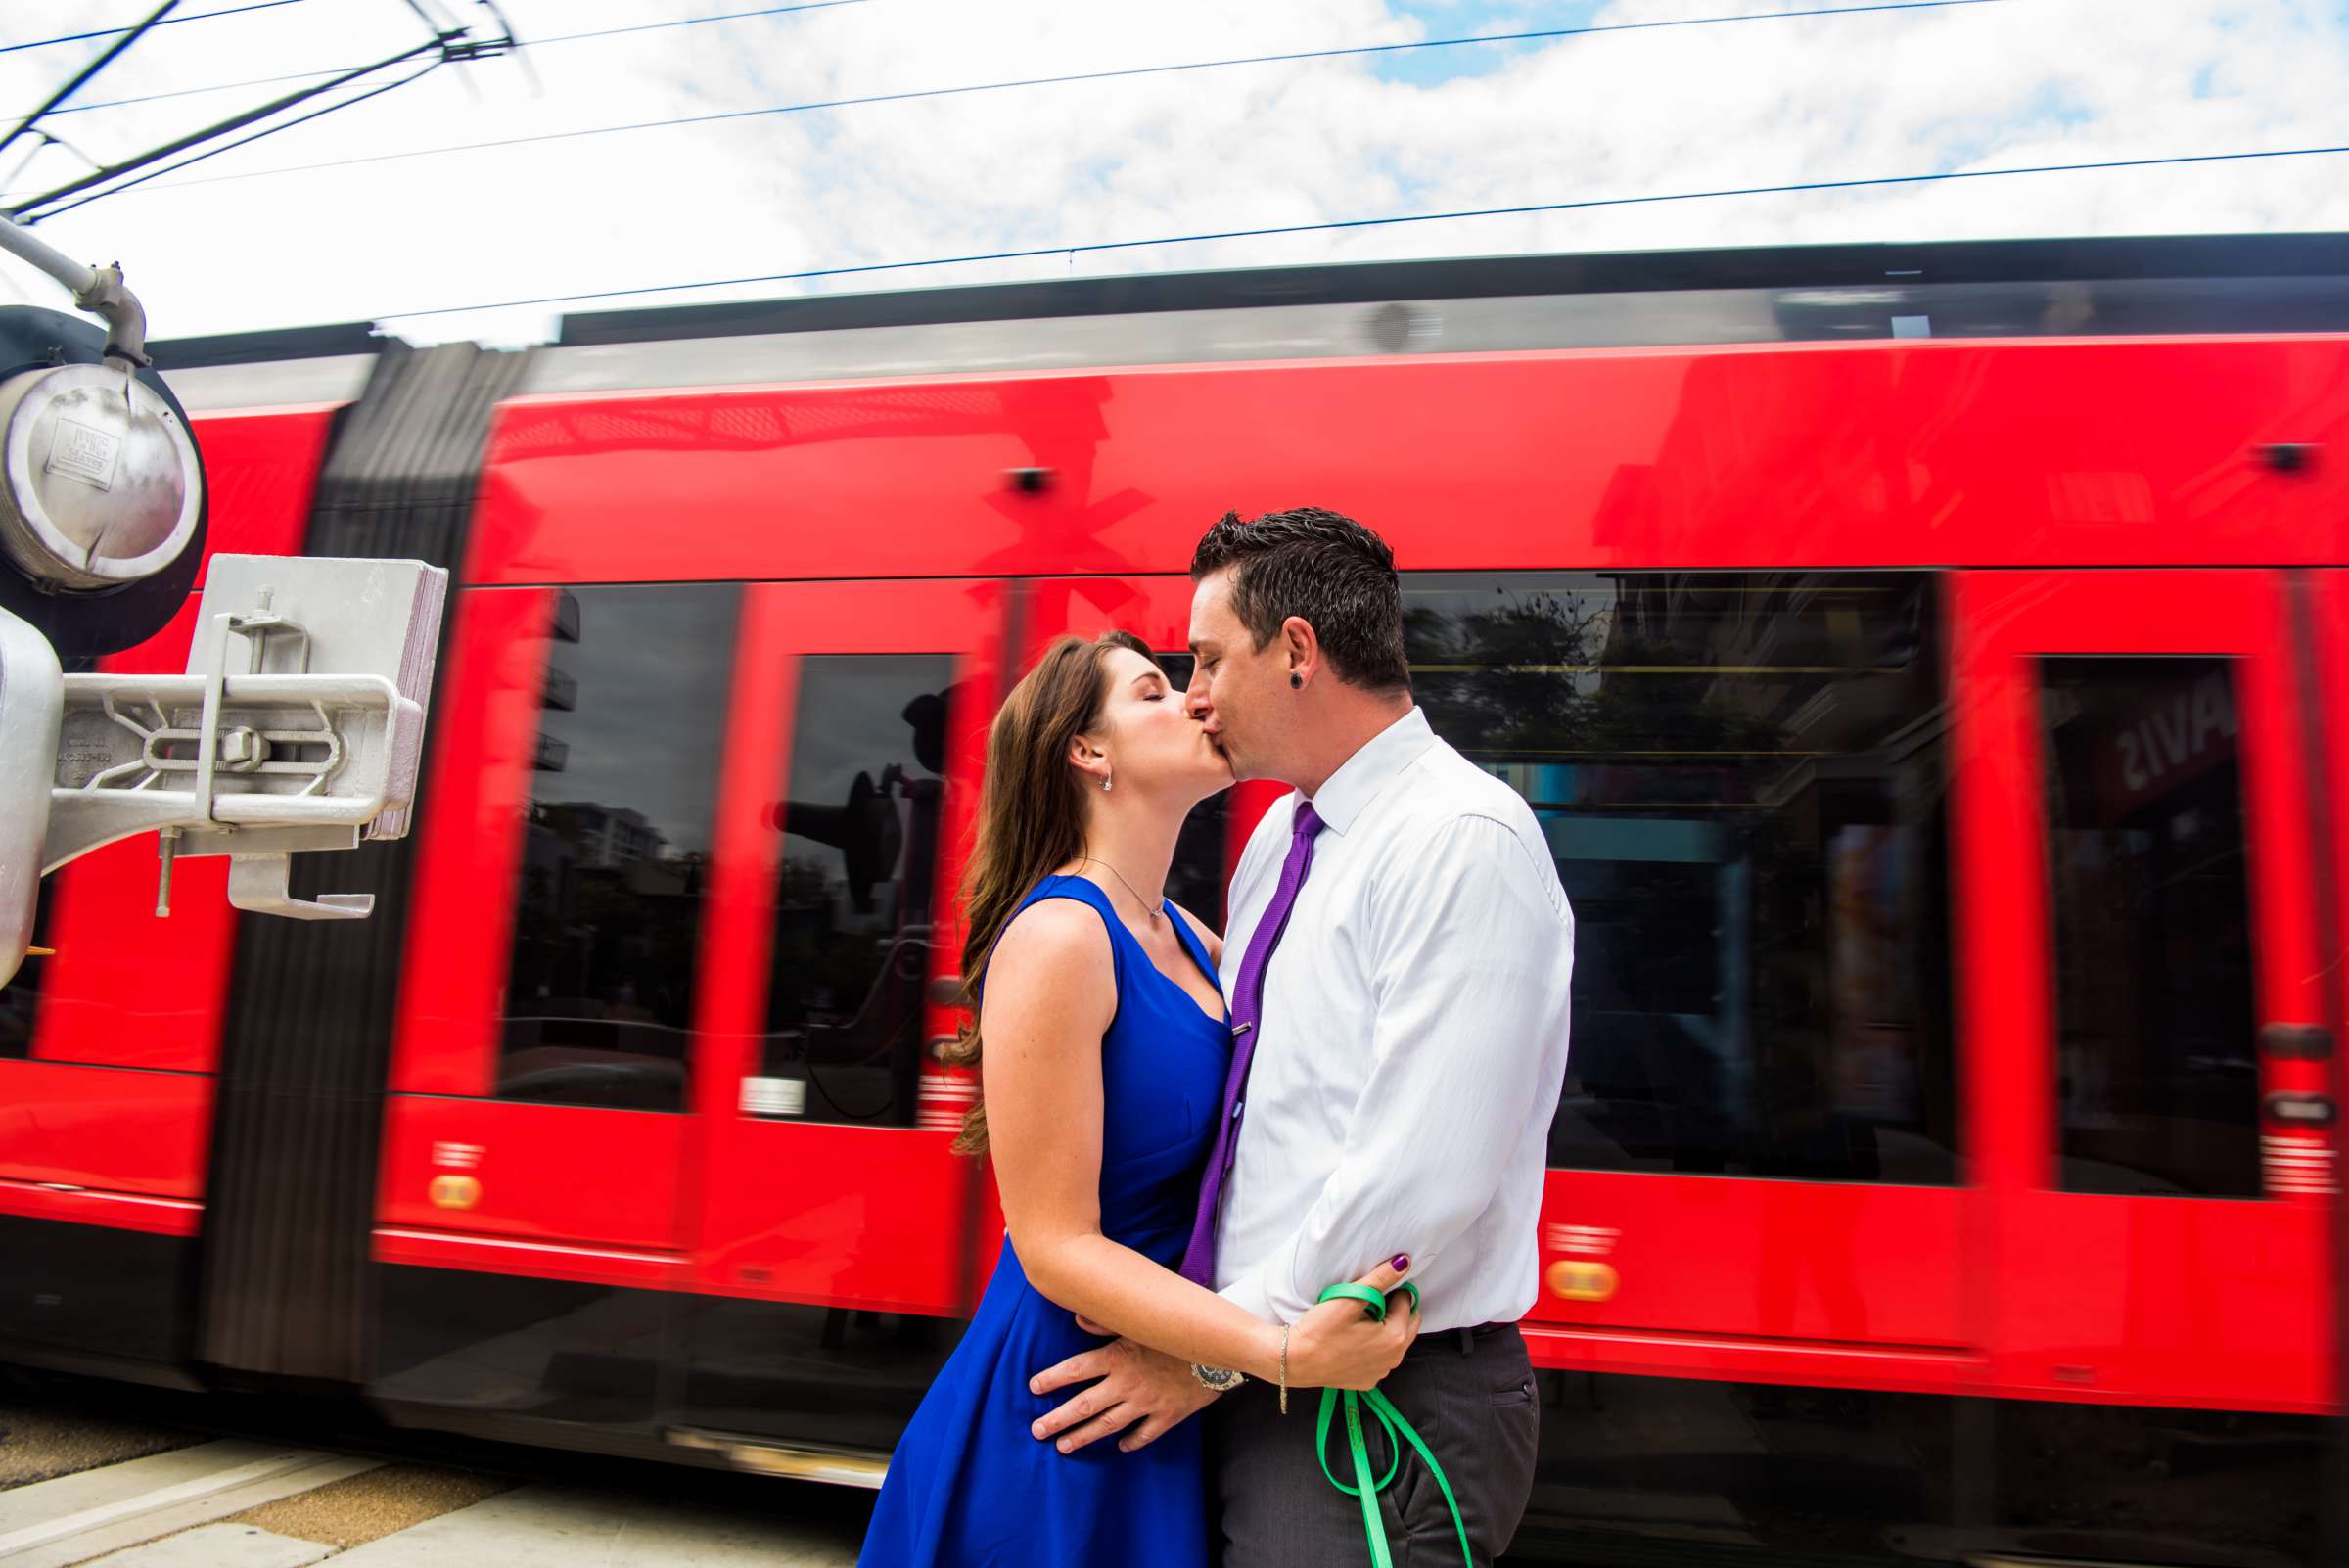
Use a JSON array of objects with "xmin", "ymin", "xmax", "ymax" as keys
[
  {"xmin": 2039, "ymin": 658, "xmax": 2258, "ymax": 1196},
  {"xmin": 1405, "ymin": 572, "xmax": 1957, "ymax": 1183},
  {"xmin": 497, "ymin": 585, "xmax": 739, "ymax": 1112},
  {"xmin": 759, "ymin": 656, "xmax": 957, "ymax": 1126}
]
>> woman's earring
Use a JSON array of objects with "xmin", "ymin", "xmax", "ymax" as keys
[
  {"xmin": 1290, "ymin": 673, "xmax": 1303, "ymax": 690},
  {"xmin": 1101, "ymin": 767, "xmax": 1113, "ymax": 793}
]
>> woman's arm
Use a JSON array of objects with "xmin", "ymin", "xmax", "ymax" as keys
[
  {"xmin": 983, "ymin": 900, "xmax": 1285, "ymax": 1379},
  {"xmin": 988, "ymin": 899, "xmax": 1408, "ymax": 1407}
]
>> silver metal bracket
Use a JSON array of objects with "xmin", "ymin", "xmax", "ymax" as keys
[
  {"xmin": 26, "ymin": 555, "xmax": 445, "ymax": 927},
  {"xmin": 227, "ymin": 852, "xmax": 373, "ymax": 921}
]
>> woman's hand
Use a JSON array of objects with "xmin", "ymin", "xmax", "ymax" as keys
[{"xmin": 1281, "ymin": 1257, "xmax": 1418, "ymax": 1392}]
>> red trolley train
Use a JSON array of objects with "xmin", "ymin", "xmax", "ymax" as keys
[{"xmin": 5, "ymin": 233, "xmax": 2347, "ymax": 1565}]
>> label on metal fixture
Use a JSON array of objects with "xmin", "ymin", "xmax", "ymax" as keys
[{"xmin": 47, "ymin": 418, "xmax": 119, "ymax": 491}]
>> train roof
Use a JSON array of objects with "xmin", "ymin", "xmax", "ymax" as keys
[{"xmin": 147, "ymin": 231, "xmax": 2349, "ymax": 406}]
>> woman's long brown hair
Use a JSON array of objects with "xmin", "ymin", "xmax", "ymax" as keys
[{"xmin": 941, "ymin": 630, "xmax": 1155, "ymax": 1155}]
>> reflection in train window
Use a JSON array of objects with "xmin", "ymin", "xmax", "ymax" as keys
[
  {"xmin": 1405, "ymin": 572, "xmax": 1957, "ymax": 1184},
  {"xmin": 497, "ymin": 585, "xmax": 740, "ymax": 1112},
  {"xmin": 2039, "ymin": 657, "xmax": 2259, "ymax": 1197},
  {"xmin": 760, "ymin": 656, "xmax": 958, "ymax": 1127}
]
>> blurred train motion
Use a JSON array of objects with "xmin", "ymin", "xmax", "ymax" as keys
[{"xmin": 6, "ymin": 233, "xmax": 2349, "ymax": 1565}]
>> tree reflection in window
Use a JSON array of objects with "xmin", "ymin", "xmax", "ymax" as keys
[{"xmin": 1405, "ymin": 573, "xmax": 1957, "ymax": 1184}]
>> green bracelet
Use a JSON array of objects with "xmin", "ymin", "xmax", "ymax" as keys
[{"xmin": 1312, "ymin": 1282, "xmax": 1468, "ymax": 1568}]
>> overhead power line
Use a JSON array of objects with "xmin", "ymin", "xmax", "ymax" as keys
[
  {"xmin": 1, "ymin": 0, "xmax": 305, "ymax": 57},
  {"xmin": 24, "ymin": 0, "xmax": 870, "ymax": 117},
  {"xmin": 533, "ymin": 0, "xmax": 867, "ymax": 46},
  {"xmin": 376, "ymin": 141, "xmax": 2349, "ymax": 322},
  {"xmin": 0, "ymin": 0, "xmax": 178, "ymax": 164},
  {"xmin": 61, "ymin": 0, "xmax": 2013, "ymax": 196},
  {"xmin": 6, "ymin": 12, "xmax": 513, "ymax": 223}
]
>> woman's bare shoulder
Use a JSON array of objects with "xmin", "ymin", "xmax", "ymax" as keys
[{"xmin": 986, "ymin": 896, "xmax": 1115, "ymax": 1002}]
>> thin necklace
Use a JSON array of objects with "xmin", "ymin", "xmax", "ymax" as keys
[{"xmin": 1079, "ymin": 855, "xmax": 1163, "ymax": 928}]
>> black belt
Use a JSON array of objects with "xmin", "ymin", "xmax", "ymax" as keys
[{"xmin": 1402, "ymin": 1320, "xmax": 1514, "ymax": 1359}]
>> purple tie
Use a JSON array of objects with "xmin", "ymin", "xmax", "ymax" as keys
[{"xmin": 1177, "ymin": 801, "xmax": 1325, "ymax": 1286}]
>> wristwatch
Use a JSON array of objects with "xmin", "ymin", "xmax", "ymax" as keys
[{"xmin": 1189, "ymin": 1362, "xmax": 1246, "ymax": 1393}]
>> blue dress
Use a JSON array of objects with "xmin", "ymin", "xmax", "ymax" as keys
[{"xmin": 859, "ymin": 875, "xmax": 1230, "ymax": 1567}]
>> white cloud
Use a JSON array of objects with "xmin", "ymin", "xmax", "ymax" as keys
[{"xmin": 0, "ymin": 0, "xmax": 2340, "ymax": 347}]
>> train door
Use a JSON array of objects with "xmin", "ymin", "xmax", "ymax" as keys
[
  {"xmin": 668, "ymin": 579, "xmax": 1004, "ymax": 1463},
  {"xmin": 1952, "ymin": 570, "xmax": 2334, "ymax": 1414},
  {"xmin": 375, "ymin": 578, "xmax": 746, "ymax": 1432}
]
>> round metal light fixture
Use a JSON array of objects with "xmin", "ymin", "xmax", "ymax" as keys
[{"xmin": 0, "ymin": 361, "xmax": 202, "ymax": 592}]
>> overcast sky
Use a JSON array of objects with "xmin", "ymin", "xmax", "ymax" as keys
[{"xmin": 0, "ymin": 0, "xmax": 2342, "ymax": 348}]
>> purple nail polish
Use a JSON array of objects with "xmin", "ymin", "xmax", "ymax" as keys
[{"xmin": 1391, "ymin": 1254, "xmax": 1410, "ymax": 1271}]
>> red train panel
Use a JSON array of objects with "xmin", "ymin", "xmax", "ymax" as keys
[{"xmin": 469, "ymin": 339, "xmax": 2349, "ymax": 588}]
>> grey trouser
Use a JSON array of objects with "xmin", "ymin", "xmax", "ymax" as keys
[{"xmin": 1210, "ymin": 1322, "xmax": 1539, "ymax": 1568}]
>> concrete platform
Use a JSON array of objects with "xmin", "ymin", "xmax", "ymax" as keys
[
  {"xmin": 0, "ymin": 1442, "xmax": 377, "ymax": 1568},
  {"xmin": 332, "ymin": 1483, "xmax": 865, "ymax": 1567},
  {"xmin": 81, "ymin": 1523, "xmax": 338, "ymax": 1567}
]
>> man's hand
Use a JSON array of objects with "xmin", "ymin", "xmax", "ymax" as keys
[{"xmin": 1030, "ymin": 1336, "xmax": 1219, "ymax": 1454}]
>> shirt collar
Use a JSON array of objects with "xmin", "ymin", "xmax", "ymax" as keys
[{"xmin": 1303, "ymin": 706, "xmax": 1434, "ymax": 836}]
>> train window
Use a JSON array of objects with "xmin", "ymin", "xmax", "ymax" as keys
[
  {"xmin": 1405, "ymin": 572, "xmax": 1958, "ymax": 1184},
  {"xmin": 2038, "ymin": 657, "xmax": 2259, "ymax": 1197},
  {"xmin": 760, "ymin": 656, "xmax": 958, "ymax": 1126},
  {"xmin": 496, "ymin": 584, "xmax": 740, "ymax": 1112}
]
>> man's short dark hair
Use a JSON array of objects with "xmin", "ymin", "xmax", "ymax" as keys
[{"xmin": 1190, "ymin": 507, "xmax": 1409, "ymax": 693}]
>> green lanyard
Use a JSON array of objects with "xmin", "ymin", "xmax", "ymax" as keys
[{"xmin": 1313, "ymin": 1282, "xmax": 1473, "ymax": 1568}]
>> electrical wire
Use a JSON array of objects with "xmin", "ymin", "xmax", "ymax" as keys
[
  {"xmin": 61, "ymin": 0, "xmax": 2014, "ymax": 196},
  {"xmin": 375, "ymin": 140, "xmax": 2349, "ymax": 321},
  {"xmin": 23, "ymin": 0, "xmax": 869, "ymax": 118},
  {"xmin": 1, "ymin": 0, "xmax": 305, "ymax": 57},
  {"xmin": 0, "ymin": 0, "xmax": 177, "ymax": 162},
  {"xmin": 9, "ymin": 32, "xmax": 452, "ymax": 220},
  {"xmin": 25, "ymin": 59, "xmax": 443, "ymax": 223}
]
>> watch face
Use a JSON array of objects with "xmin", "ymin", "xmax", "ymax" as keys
[{"xmin": 1193, "ymin": 1363, "xmax": 1243, "ymax": 1391}]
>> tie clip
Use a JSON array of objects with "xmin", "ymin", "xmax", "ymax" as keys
[{"xmin": 1231, "ymin": 1022, "xmax": 1254, "ymax": 1036}]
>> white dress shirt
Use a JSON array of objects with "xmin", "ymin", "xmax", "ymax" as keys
[{"xmin": 1213, "ymin": 706, "xmax": 1576, "ymax": 1334}]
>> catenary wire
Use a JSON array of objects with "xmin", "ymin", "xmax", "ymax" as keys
[
  {"xmin": 9, "ymin": 31, "xmax": 453, "ymax": 220},
  {"xmin": 52, "ymin": 0, "xmax": 2015, "ymax": 197},
  {"xmin": 23, "ymin": 59, "xmax": 443, "ymax": 222},
  {"xmin": 24, "ymin": 0, "xmax": 870, "ymax": 116},
  {"xmin": 1, "ymin": 0, "xmax": 305, "ymax": 57},
  {"xmin": 374, "ymin": 140, "xmax": 2349, "ymax": 321}
]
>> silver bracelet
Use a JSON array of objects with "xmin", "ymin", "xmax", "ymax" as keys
[{"xmin": 1278, "ymin": 1324, "xmax": 1291, "ymax": 1416}]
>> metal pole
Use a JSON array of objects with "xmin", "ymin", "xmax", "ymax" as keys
[
  {"xmin": 0, "ymin": 210, "xmax": 95, "ymax": 297},
  {"xmin": 0, "ymin": 604, "xmax": 65, "ymax": 992},
  {"xmin": 0, "ymin": 210, "xmax": 149, "ymax": 363}
]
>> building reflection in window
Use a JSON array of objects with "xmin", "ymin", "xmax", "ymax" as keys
[
  {"xmin": 498, "ymin": 585, "xmax": 740, "ymax": 1112},
  {"xmin": 2040, "ymin": 657, "xmax": 2258, "ymax": 1196}
]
